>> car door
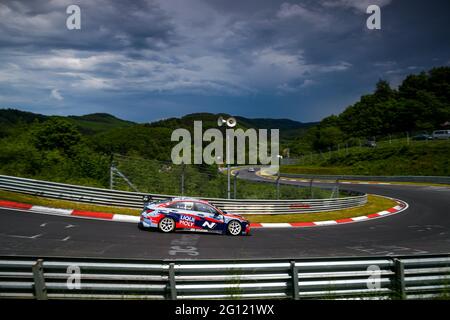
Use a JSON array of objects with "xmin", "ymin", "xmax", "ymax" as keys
[
  {"xmin": 167, "ymin": 201, "xmax": 197, "ymax": 229},
  {"xmin": 194, "ymin": 202, "xmax": 225, "ymax": 233}
]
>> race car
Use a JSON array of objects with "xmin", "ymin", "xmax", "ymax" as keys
[{"xmin": 138, "ymin": 197, "xmax": 250, "ymax": 236}]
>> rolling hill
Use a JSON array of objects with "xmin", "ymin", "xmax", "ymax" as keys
[{"xmin": 0, "ymin": 109, "xmax": 135, "ymax": 136}]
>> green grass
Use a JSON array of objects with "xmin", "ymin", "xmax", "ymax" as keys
[
  {"xmin": 268, "ymin": 170, "xmax": 450, "ymax": 187},
  {"xmin": 282, "ymin": 140, "xmax": 450, "ymax": 176},
  {"xmin": 0, "ymin": 190, "xmax": 397, "ymax": 224},
  {"xmin": 241, "ymin": 195, "xmax": 397, "ymax": 223},
  {"xmin": 0, "ymin": 189, "xmax": 140, "ymax": 216}
]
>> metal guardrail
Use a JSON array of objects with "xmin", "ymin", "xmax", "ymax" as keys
[
  {"xmin": 280, "ymin": 173, "xmax": 450, "ymax": 184},
  {"xmin": 0, "ymin": 254, "xmax": 448, "ymax": 300},
  {"xmin": 0, "ymin": 175, "xmax": 367, "ymax": 215}
]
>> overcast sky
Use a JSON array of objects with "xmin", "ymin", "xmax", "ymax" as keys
[{"xmin": 0, "ymin": 0, "xmax": 449, "ymax": 123}]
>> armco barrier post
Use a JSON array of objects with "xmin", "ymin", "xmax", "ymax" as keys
[
  {"xmin": 32, "ymin": 259, "xmax": 47, "ymax": 300},
  {"xmin": 181, "ymin": 164, "xmax": 185, "ymax": 196},
  {"xmin": 290, "ymin": 261, "xmax": 299, "ymax": 300},
  {"xmin": 393, "ymin": 258, "xmax": 406, "ymax": 299},
  {"xmin": 168, "ymin": 263, "xmax": 177, "ymax": 300}
]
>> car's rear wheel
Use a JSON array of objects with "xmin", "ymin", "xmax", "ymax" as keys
[
  {"xmin": 158, "ymin": 217, "xmax": 176, "ymax": 233},
  {"xmin": 227, "ymin": 220, "xmax": 242, "ymax": 236}
]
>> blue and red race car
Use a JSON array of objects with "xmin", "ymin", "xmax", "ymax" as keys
[{"xmin": 138, "ymin": 197, "xmax": 250, "ymax": 236}]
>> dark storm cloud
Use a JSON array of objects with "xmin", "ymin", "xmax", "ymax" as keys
[
  {"xmin": 0, "ymin": 0, "xmax": 449, "ymax": 122},
  {"xmin": 0, "ymin": 0, "xmax": 176, "ymax": 52}
]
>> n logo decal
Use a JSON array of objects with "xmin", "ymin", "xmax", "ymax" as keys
[{"xmin": 202, "ymin": 221, "xmax": 216, "ymax": 229}]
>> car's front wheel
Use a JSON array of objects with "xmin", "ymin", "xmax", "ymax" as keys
[
  {"xmin": 227, "ymin": 220, "xmax": 242, "ymax": 236},
  {"xmin": 138, "ymin": 222, "xmax": 146, "ymax": 230},
  {"xmin": 158, "ymin": 217, "xmax": 176, "ymax": 233}
]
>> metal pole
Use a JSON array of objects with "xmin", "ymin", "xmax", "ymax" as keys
[
  {"xmin": 227, "ymin": 164, "xmax": 231, "ymax": 199},
  {"xmin": 393, "ymin": 258, "xmax": 406, "ymax": 299},
  {"xmin": 113, "ymin": 167, "xmax": 139, "ymax": 192},
  {"xmin": 330, "ymin": 186, "xmax": 335, "ymax": 198},
  {"xmin": 276, "ymin": 170, "xmax": 281, "ymax": 200},
  {"xmin": 181, "ymin": 164, "xmax": 185, "ymax": 196},
  {"xmin": 168, "ymin": 263, "xmax": 177, "ymax": 300},
  {"xmin": 32, "ymin": 259, "xmax": 47, "ymax": 300},
  {"xmin": 226, "ymin": 129, "xmax": 231, "ymax": 199},
  {"xmin": 290, "ymin": 261, "xmax": 299, "ymax": 300},
  {"xmin": 233, "ymin": 171, "xmax": 239, "ymax": 199}
]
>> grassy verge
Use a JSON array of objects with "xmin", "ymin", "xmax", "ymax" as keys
[
  {"xmin": 0, "ymin": 190, "xmax": 397, "ymax": 223},
  {"xmin": 337, "ymin": 180, "xmax": 450, "ymax": 187},
  {"xmin": 283, "ymin": 140, "xmax": 450, "ymax": 176},
  {"xmin": 241, "ymin": 195, "xmax": 398, "ymax": 223},
  {"xmin": 0, "ymin": 190, "xmax": 141, "ymax": 216},
  {"xmin": 275, "ymin": 173, "xmax": 450, "ymax": 188}
]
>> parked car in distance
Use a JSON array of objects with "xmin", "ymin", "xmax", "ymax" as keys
[
  {"xmin": 432, "ymin": 130, "xmax": 450, "ymax": 140},
  {"xmin": 412, "ymin": 133, "xmax": 433, "ymax": 141},
  {"xmin": 247, "ymin": 167, "xmax": 255, "ymax": 172}
]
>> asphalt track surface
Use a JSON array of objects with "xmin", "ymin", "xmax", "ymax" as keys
[{"xmin": 0, "ymin": 170, "xmax": 449, "ymax": 260}]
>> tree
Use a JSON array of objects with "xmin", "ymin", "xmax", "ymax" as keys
[
  {"xmin": 33, "ymin": 118, "xmax": 82, "ymax": 154},
  {"xmin": 374, "ymin": 79, "xmax": 395, "ymax": 101},
  {"xmin": 312, "ymin": 126, "xmax": 345, "ymax": 150},
  {"xmin": 399, "ymin": 72, "xmax": 428, "ymax": 99},
  {"xmin": 304, "ymin": 67, "xmax": 450, "ymax": 151}
]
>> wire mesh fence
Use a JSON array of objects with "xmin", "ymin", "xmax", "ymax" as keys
[{"xmin": 111, "ymin": 154, "xmax": 343, "ymax": 200}]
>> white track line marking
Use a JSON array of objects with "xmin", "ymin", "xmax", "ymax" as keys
[
  {"xmin": 351, "ymin": 216, "xmax": 369, "ymax": 221},
  {"xmin": 112, "ymin": 215, "xmax": 140, "ymax": 223},
  {"xmin": 260, "ymin": 223, "xmax": 291, "ymax": 228},
  {"xmin": 314, "ymin": 220, "xmax": 338, "ymax": 226},
  {"xmin": 31, "ymin": 206, "xmax": 72, "ymax": 215}
]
